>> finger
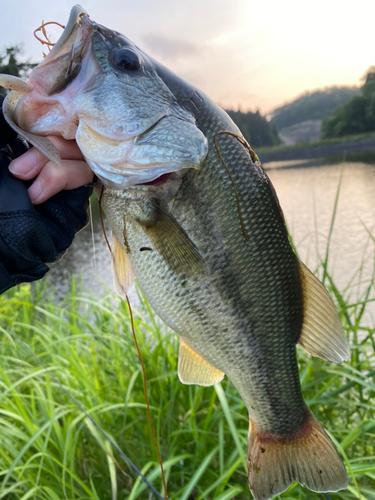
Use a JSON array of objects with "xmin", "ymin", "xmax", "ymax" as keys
[
  {"xmin": 28, "ymin": 159, "xmax": 94, "ymax": 204},
  {"xmin": 9, "ymin": 137, "xmax": 84, "ymax": 180},
  {"xmin": 46, "ymin": 136, "xmax": 84, "ymax": 160},
  {"xmin": 9, "ymin": 147, "xmax": 48, "ymax": 180}
]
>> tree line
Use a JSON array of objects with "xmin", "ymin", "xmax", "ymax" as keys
[
  {"xmin": 225, "ymin": 109, "xmax": 280, "ymax": 148},
  {"xmin": 269, "ymin": 86, "xmax": 360, "ymax": 130},
  {"xmin": 322, "ymin": 67, "xmax": 375, "ymax": 138}
]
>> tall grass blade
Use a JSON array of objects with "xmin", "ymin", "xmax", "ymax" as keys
[
  {"xmin": 214, "ymin": 383, "xmax": 247, "ymax": 472},
  {"xmin": 178, "ymin": 446, "xmax": 218, "ymax": 500},
  {"xmin": 6, "ymin": 330, "xmax": 164, "ymax": 500}
]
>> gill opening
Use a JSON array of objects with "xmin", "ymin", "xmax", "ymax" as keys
[
  {"xmin": 214, "ymin": 131, "xmax": 259, "ymax": 242},
  {"xmin": 98, "ymin": 186, "xmax": 169, "ymax": 499}
]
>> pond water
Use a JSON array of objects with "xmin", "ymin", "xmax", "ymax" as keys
[{"xmin": 48, "ymin": 151, "xmax": 375, "ymax": 325}]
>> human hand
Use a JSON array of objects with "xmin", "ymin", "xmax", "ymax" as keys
[
  {"xmin": 0, "ymin": 95, "xmax": 95, "ymax": 294},
  {"xmin": 9, "ymin": 136, "xmax": 94, "ymax": 204}
]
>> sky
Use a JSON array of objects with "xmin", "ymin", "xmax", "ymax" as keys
[{"xmin": 0, "ymin": 0, "xmax": 374, "ymax": 114}]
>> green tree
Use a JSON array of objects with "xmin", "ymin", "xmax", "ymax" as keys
[
  {"xmin": 225, "ymin": 109, "xmax": 280, "ymax": 148},
  {"xmin": 322, "ymin": 67, "xmax": 375, "ymax": 138},
  {"xmin": 0, "ymin": 45, "xmax": 37, "ymax": 95},
  {"xmin": 270, "ymin": 86, "xmax": 359, "ymax": 129},
  {"xmin": 0, "ymin": 45, "xmax": 37, "ymax": 78}
]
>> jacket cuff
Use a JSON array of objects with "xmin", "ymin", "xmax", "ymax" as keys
[
  {"xmin": 0, "ymin": 260, "xmax": 49, "ymax": 295},
  {"xmin": 0, "ymin": 259, "xmax": 16, "ymax": 294}
]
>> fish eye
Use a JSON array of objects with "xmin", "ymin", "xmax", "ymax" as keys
[{"xmin": 111, "ymin": 47, "xmax": 141, "ymax": 71}]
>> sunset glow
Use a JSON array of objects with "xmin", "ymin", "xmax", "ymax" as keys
[{"xmin": 1, "ymin": 0, "xmax": 374, "ymax": 112}]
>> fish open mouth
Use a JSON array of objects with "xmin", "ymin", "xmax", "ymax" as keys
[
  {"xmin": 12, "ymin": 8, "xmax": 100, "ymax": 140},
  {"xmin": 139, "ymin": 172, "xmax": 174, "ymax": 186},
  {"xmin": 1, "ymin": 5, "xmax": 208, "ymax": 188},
  {"xmin": 29, "ymin": 6, "xmax": 92, "ymax": 96}
]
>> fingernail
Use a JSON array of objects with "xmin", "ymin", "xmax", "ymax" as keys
[
  {"xmin": 9, "ymin": 150, "xmax": 37, "ymax": 176},
  {"xmin": 28, "ymin": 180, "xmax": 43, "ymax": 203}
]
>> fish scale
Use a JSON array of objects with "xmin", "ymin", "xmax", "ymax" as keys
[
  {"xmin": 104, "ymin": 100, "xmax": 307, "ymax": 435},
  {"xmin": 2, "ymin": 6, "xmax": 349, "ymax": 498}
]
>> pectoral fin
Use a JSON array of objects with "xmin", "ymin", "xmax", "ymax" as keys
[
  {"xmin": 297, "ymin": 261, "xmax": 350, "ymax": 364},
  {"xmin": 111, "ymin": 232, "xmax": 135, "ymax": 299},
  {"xmin": 2, "ymin": 91, "xmax": 61, "ymax": 167},
  {"xmin": 178, "ymin": 338, "xmax": 224, "ymax": 386},
  {"xmin": 138, "ymin": 202, "xmax": 205, "ymax": 276}
]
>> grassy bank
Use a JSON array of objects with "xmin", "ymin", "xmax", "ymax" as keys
[
  {"xmin": 256, "ymin": 131, "xmax": 375, "ymax": 154},
  {"xmin": 0, "ymin": 266, "xmax": 374, "ymax": 499}
]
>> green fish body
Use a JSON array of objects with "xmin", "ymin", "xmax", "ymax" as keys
[
  {"xmin": 0, "ymin": 6, "xmax": 350, "ymax": 498},
  {"xmin": 102, "ymin": 94, "xmax": 349, "ymax": 499}
]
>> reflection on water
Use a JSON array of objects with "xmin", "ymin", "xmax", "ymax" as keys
[
  {"xmin": 49, "ymin": 152, "xmax": 375, "ymax": 324},
  {"xmin": 267, "ymin": 159, "xmax": 375, "ymax": 288},
  {"xmin": 266, "ymin": 155, "xmax": 375, "ymax": 325}
]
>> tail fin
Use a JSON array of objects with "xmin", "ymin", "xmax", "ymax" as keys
[{"xmin": 247, "ymin": 409, "xmax": 348, "ymax": 500}]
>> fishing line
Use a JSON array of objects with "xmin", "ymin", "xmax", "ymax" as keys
[
  {"xmin": 324, "ymin": 493, "xmax": 332, "ymax": 500},
  {"xmin": 214, "ymin": 131, "xmax": 259, "ymax": 242},
  {"xmin": 34, "ymin": 21, "xmax": 65, "ymax": 52},
  {"xmin": 89, "ymin": 198, "xmax": 97, "ymax": 276},
  {"xmin": 126, "ymin": 295, "xmax": 168, "ymax": 500},
  {"xmin": 99, "ymin": 190, "xmax": 168, "ymax": 499},
  {"xmin": 99, "ymin": 185, "xmax": 111, "ymax": 253},
  {"xmin": 8, "ymin": 331, "xmax": 164, "ymax": 500}
]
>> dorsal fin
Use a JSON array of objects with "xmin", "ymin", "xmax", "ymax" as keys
[
  {"xmin": 111, "ymin": 232, "xmax": 135, "ymax": 299},
  {"xmin": 297, "ymin": 261, "xmax": 350, "ymax": 364},
  {"xmin": 178, "ymin": 338, "xmax": 225, "ymax": 386}
]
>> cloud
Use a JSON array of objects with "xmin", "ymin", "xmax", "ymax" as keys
[{"xmin": 142, "ymin": 34, "xmax": 203, "ymax": 62}]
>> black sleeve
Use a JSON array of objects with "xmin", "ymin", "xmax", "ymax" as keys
[{"xmin": 0, "ymin": 95, "xmax": 93, "ymax": 294}]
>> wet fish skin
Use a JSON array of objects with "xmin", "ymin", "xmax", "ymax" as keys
[
  {"xmin": 102, "ymin": 92, "xmax": 306, "ymax": 431},
  {"xmin": 98, "ymin": 31, "xmax": 348, "ymax": 499},
  {"xmin": 0, "ymin": 6, "xmax": 349, "ymax": 498}
]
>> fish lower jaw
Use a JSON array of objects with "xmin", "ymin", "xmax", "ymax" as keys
[{"xmin": 87, "ymin": 155, "xmax": 190, "ymax": 192}]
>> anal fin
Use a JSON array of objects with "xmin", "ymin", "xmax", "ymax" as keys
[
  {"xmin": 178, "ymin": 338, "xmax": 224, "ymax": 386},
  {"xmin": 298, "ymin": 261, "xmax": 350, "ymax": 364},
  {"xmin": 247, "ymin": 408, "xmax": 348, "ymax": 500}
]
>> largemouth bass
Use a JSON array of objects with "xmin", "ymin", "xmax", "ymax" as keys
[{"xmin": 0, "ymin": 6, "xmax": 350, "ymax": 499}]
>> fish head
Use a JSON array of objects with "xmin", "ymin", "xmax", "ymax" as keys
[{"xmin": 10, "ymin": 5, "xmax": 208, "ymax": 188}]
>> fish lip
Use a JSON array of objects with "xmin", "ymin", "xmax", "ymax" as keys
[
  {"xmin": 30, "ymin": 5, "xmax": 95, "ymax": 79},
  {"xmin": 28, "ymin": 6, "xmax": 95, "ymax": 97}
]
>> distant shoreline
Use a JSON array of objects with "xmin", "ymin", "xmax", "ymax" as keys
[{"xmin": 258, "ymin": 135, "xmax": 375, "ymax": 164}]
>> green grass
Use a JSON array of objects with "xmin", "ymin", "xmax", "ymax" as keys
[
  {"xmin": 0, "ymin": 246, "xmax": 374, "ymax": 499},
  {"xmin": 256, "ymin": 131, "xmax": 375, "ymax": 154}
]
